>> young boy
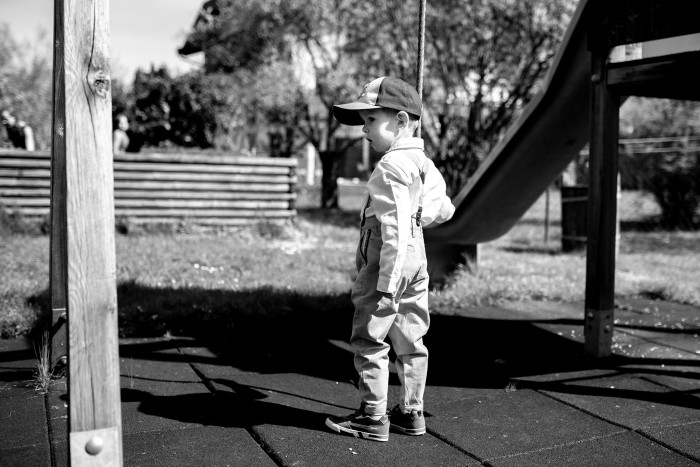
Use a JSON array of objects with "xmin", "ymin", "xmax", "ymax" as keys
[{"xmin": 325, "ymin": 77, "xmax": 455, "ymax": 442}]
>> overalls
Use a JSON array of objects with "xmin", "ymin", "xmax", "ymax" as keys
[{"xmin": 350, "ymin": 158, "xmax": 430, "ymax": 416}]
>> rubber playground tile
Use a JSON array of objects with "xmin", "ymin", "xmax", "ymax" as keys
[
  {"xmin": 119, "ymin": 355, "xmax": 208, "ymax": 397},
  {"xmin": 426, "ymin": 388, "xmax": 622, "ymax": 461},
  {"xmin": 641, "ymin": 422, "xmax": 700, "ymax": 462},
  {"xmin": 0, "ymin": 444, "xmax": 51, "ymax": 467},
  {"xmin": 252, "ymin": 399, "xmax": 479, "ymax": 467},
  {"xmin": 511, "ymin": 368, "xmax": 619, "ymax": 384},
  {"xmin": 615, "ymin": 328, "xmax": 700, "ymax": 357},
  {"xmin": 610, "ymin": 330, "xmax": 700, "ymax": 360},
  {"xmin": 540, "ymin": 373, "xmax": 700, "ymax": 430},
  {"xmin": 640, "ymin": 370, "xmax": 700, "ymax": 398},
  {"xmin": 192, "ymin": 362, "xmax": 360, "ymax": 411},
  {"xmin": 615, "ymin": 299, "xmax": 700, "ymax": 329},
  {"xmin": 121, "ymin": 389, "xmax": 229, "ymax": 436},
  {"xmin": 45, "ymin": 378, "xmax": 68, "ymax": 444},
  {"xmin": 51, "ymin": 440, "xmax": 68, "ymax": 467},
  {"xmin": 0, "ymin": 338, "xmax": 43, "ymax": 400},
  {"xmin": 0, "ymin": 390, "xmax": 50, "ymax": 449},
  {"xmin": 177, "ymin": 370, "xmax": 480, "ymax": 466},
  {"xmin": 0, "ymin": 372, "xmax": 38, "ymax": 400},
  {"xmin": 488, "ymin": 430, "xmax": 699, "ymax": 467},
  {"xmin": 122, "ymin": 425, "xmax": 276, "ymax": 467}
]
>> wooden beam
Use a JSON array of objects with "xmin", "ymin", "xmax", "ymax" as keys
[
  {"xmin": 584, "ymin": 49, "xmax": 620, "ymax": 358},
  {"xmin": 591, "ymin": 0, "xmax": 700, "ymax": 50},
  {"xmin": 57, "ymin": 0, "xmax": 123, "ymax": 464},
  {"xmin": 607, "ymin": 51, "xmax": 700, "ymax": 101},
  {"xmin": 49, "ymin": 0, "xmax": 68, "ymax": 373}
]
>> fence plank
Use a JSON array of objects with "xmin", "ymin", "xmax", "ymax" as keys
[
  {"xmin": 115, "ymin": 208, "xmax": 295, "ymax": 217},
  {"xmin": 114, "ymin": 190, "xmax": 295, "ymax": 200},
  {"xmin": 113, "ymin": 162, "xmax": 292, "ymax": 175},
  {"xmin": 114, "ymin": 181, "xmax": 292, "ymax": 192}
]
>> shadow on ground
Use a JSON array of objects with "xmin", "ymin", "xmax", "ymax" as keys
[{"xmin": 22, "ymin": 282, "xmax": 700, "ymax": 430}]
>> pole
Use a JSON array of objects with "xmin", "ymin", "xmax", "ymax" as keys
[
  {"xmin": 49, "ymin": 0, "xmax": 68, "ymax": 375},
  {"xmin": 415, "ymin": 0, "xmax": 426, "ymax": 138},
  {"xmin": 52, "ymin": 0, "xmax": 123, "ymax": 464},
  {"xmin": 584, "ymin": 46, "xmax": 620, "ymax": 358}
]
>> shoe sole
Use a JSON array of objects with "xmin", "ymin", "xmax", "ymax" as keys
[
  {"xmin": 325, "ymin": 418, "xmax": 389, "ymax": 442},
  {"xmin": 390, "ymin": 423, "xmax": 426, "ymax": 436}
]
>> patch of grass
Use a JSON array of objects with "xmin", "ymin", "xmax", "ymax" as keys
[
  {"xmin": 433, "ymin": 190, "xmax": 700, "ymax": 309},
  {"xmin": 0, "ymin": 190, "xmax": 698, "ymax": 338},
  {"xmin": 31, "ymin": 330, "xmax": 51, "ymax": 394}
]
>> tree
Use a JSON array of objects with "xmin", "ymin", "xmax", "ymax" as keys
[
  {"xmin": 185, "ymin": 0, "xmax": 370, "ymax": 205},
  {"xmin": 179, "ymin": 0, "xmax": 576, "ymax": 204},
  {"xmin": 344, "ymin": 0, "xmax": 576, "ymax": 195}
]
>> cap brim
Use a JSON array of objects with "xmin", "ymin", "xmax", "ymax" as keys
[{"xmin": 332, "ymin": 102, "xmax": 381, "ymax": 126}]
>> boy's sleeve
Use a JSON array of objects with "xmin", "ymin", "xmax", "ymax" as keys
[
  {"xmin": 366, "ymin": 158, "xmax": 413, "ymax": 295},
  {"xmin": 419, "ymin": 160, "xmax": 455, "ymax": 227}
]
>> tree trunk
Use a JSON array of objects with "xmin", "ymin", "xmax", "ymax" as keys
[{"xmin": 319, "ymin": 150, "xmax": 342, "ymax": 208}]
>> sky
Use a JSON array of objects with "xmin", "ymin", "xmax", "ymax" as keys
[{"xmin": 1, "ymin": 0, "xmax": 204, "ymax": 82}]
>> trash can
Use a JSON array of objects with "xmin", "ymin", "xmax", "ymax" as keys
[{"xmin": 561, "ymin": 185, "xmax": 588, "ymax": 252}]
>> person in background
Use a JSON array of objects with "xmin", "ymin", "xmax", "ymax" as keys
[
  {"xmin": 112, "ymin": 114, "xmax": 130, "ymax": 154},
  {"xmin": 1, "ymin": 109, "xmax": 35, "ymax": 151}
]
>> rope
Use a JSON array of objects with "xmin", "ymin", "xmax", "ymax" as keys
[{"xmin": 416, "ymin": 0, "xmax": 426, "ymax": 138}]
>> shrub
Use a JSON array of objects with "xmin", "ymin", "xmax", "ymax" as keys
[{"xmin": 646, "ymin": 154, "xmax": 700, "ymax": 229}]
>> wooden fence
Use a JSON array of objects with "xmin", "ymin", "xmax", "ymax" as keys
[{"xmin": 0, "ymin": 149, "xmax": 297, "ymax": 225}]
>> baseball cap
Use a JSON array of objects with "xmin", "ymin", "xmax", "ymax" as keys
[{"xmin": 332, "ymin": 77, "xmax": 422, "ymax": 126}]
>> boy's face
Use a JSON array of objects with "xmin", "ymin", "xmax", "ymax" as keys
[{"xmin": 358, "ymin": 108, "xmax": 398, "ymax": 153}]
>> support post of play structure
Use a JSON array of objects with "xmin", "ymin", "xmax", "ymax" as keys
[
  {"xmin": 584, "ymin": 6, "xmax": 620, "ymax": 358},
  {"xmin": 50, "ymin": 0, "xmax": 123, "ymax": 464},
  {"xmin": 49, "ymin": 0, "xmax": 68, "ymax": 373}
]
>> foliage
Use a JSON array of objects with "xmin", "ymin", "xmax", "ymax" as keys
[
  {"xmin": 620, "ymin": 97, "xmax": 700, "ymax": 229},
  {"xmin": 401, "ymin": 0, "xmax": 576, "ymax": 195},
  {"xmin": 122, "ymin": 65, "xmax": 310, "ymax": 155},
  {"xmin": 0, "ymin": 24, "xmax": 52, "ymax": 150},
  {"xmin": 188, "ymin": 0, "xmax": 576, "ymax": 197}
]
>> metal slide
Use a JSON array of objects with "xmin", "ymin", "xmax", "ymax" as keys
[{"xmin": 426, "ymin": 0, "xmax": 592, "ymax": 246}]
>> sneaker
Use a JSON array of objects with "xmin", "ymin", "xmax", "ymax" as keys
[
  {"xmin": 325, "ymin": 408, "xmax": 390, "ymax": 442},
  {"xmin": 388, "ymin": 405, "xmax": 426, "ymax": 435}
]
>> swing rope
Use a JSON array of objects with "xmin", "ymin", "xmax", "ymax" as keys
[{"xmin": 416, "ymin": 0, "xmax": 426, "ymax": 138}]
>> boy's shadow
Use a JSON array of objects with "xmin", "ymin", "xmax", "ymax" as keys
[{"xmin": 122, "ymin": 384, "xmax": 329, "ymax": 433}]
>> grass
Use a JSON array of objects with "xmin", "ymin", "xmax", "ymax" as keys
[
  {"xmin": 0, "ymin": 189, "xmax": 698, "ymax": 341},
  {"xmin": 31, "ymin": 329, "xmax": 51, "ymax": 394}
]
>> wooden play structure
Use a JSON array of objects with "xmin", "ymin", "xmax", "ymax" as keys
[{"xmin": 425, "ymin": 0, "xmax": 700, "ymax": 356}]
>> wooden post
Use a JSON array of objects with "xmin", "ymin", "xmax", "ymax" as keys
[
  {"xmin": 584, "ymin": 48, "xmax": 620, "ymax": 358},
  {"xmin": 49, "ymin": 0, "xmax": 68, "ymax": 373},
  {"xmin": 52, "ymin": 0, "xmax": 123, "ymax": 464}
]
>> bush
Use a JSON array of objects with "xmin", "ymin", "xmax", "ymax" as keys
[
  {"xmin": 646, "ymin": 155, "xmax": 700, "ymax": 229},
  {"xmin": 619, "ymin": 97, "xmax": 700, "ymax": 230}
]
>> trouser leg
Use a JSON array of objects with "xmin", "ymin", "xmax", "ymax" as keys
[{"xmin": 388, "ymin": 273, "xmax": 430, "ymax": 412}]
